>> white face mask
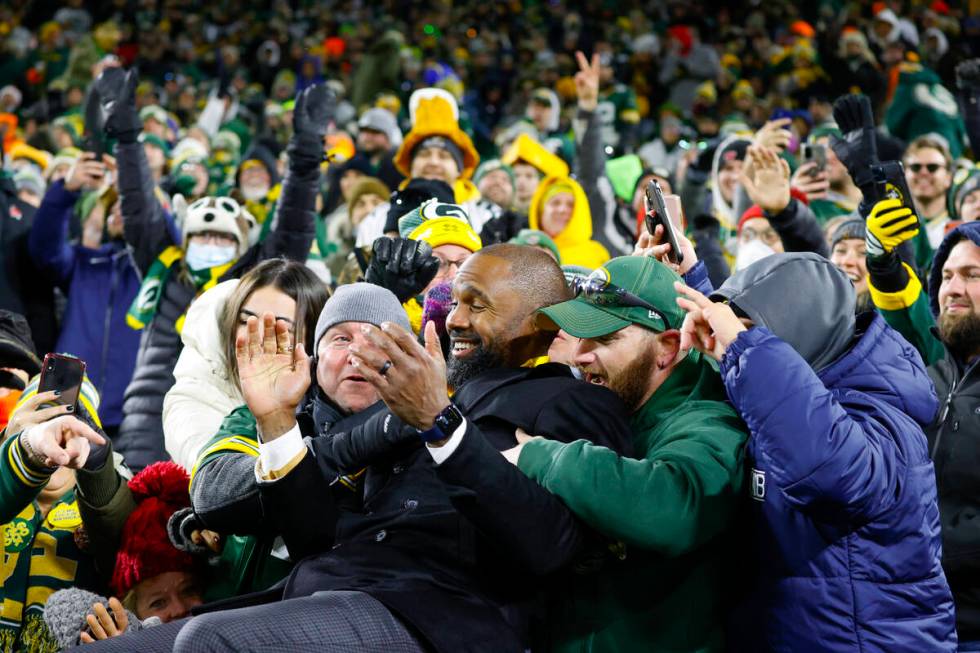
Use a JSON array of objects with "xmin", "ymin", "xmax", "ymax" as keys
[
  {"xmin": 185, "ymin": 241, "xmax": 237, "ymax": 271},
  {"xmin": 734, "ymin": 238, "xmax": 776, "ymax": 271},
  {"xmin": 241, "ymin": 183, "xmax": 270, "ymax": 202}
]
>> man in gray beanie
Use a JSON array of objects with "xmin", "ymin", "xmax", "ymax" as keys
[
  {"xmin": 222, "ymin": 281, "xmax": 413, "ymax": 445},
  {"xmin": 308, "ymin": 282, "xmax": 412, "ymax": 419},
  {"xmin": 85, "ymin": 249, "xmax": 632, "ymax": 653}
]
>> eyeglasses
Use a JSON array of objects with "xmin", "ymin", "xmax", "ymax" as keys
[
  {"xmin": 435, "ymin": 254, "xmax": 469, "ymax": 274},
  {"xmin": 741, "ymin": 225, "xmax": 780, "ymax": 245},
  {"xmin": 572, "ymin": 271, "xmax": 672, "ymax": 329},
  {"xmin": 908, "ymin": 163, "xmax": 946, "ymax": 174}
]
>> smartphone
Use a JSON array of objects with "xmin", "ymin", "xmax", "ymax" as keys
[
  {"xmin": 37, "ymin": 353, "xmax": 86, "ymax": 410},
  {"xmin": 83, "ymin": 133, "xmax": 105, "ymax": 160},
  {"xmin": 801, "ymin": 143, "xmax": 826, "ymax": 177},
  {"xmin": 644, "ymin": 180, "xmax": 684, "ymax": 265}
]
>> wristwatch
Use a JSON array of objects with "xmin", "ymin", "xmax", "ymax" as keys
[{"xmin": 417, "ymin": 404, "xmax": 465, "ymax": 443}]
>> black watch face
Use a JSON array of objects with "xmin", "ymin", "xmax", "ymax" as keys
[{"xmin": 436, "ymin": 405, "xmax": 464, "ymax": 434}]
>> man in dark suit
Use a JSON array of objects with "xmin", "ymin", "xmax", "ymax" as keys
[{"xmin": 89, "ymin": 245, "xmax": 631, "ymax": 653}]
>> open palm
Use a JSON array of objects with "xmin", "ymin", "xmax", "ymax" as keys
[
  {"xmin": 236, "ymin": 313, "xmax": 310, "ymax": 420},
  {"xmin": 741, "ymin": 145, "xmax": 791, "ymax": 214}
]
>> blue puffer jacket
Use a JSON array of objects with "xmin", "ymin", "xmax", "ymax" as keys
[
  {"xmin": 723, "ymin": 313, "xmax": 957, "ymax": 652},
  {"xmin": 28, "ymin": 180, "xmax": 142, "ymax": 429}
]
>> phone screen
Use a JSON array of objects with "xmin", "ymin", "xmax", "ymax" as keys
[{"xmin": 37, "ymin": 354, "xmax": 86, "ymax": 409}]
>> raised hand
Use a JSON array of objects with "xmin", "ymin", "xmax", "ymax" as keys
[
  {"xmin": 741, "ymin": 145, "xmax": 791, "ymax": 214},
  {"xmin": 865, "ymin": 198, "xmax": 920, "ymax": 257},
  {"xmin": 93, "ymin": 67, "xmax": 141, "ymax": 142},
  {"xmin": 829, "ymin": 94, "xmax": 878, "ymax": 198},
  {"xmin": 348, "ymin": 321, "xmax": 450, "ymax": 430},
  {"xmin": 287, "ymin": 83, "xmax": 338, "ymax": 173},
  {"xmin": 632, "ymin": 222, "xmax": 698, "ymax": 275},
  {"xmin": 365, "ymin": 237, "xmax": 440, "ymax": 303},
  {"xmin": 64, "ymin": 152, "xmax": 107, "ymax": 192},
  {"xmin": 754, "ymin": 118, "xmax": 792, "ymax": 151},
  {"xmin": 574, "ymin": 51, "xmax": 601, "ymax": 112},
  {"xmin": 79, "ymin": 598, "xmax": 129, "ymax": 643},
  {"xmin": 673, "ymin": 282, "xmax": 746, "ymax": 362},
  {"xmin": 236, "ymin": 313, "xmax": 310, "ymax": 440},
  {"xmin": 21, "ymin": 415, "xmax": 106, "ymax": 469},
  {"xmin": 790, "ymin": 161, "xmax": 830, "ymax": 201},
  {"xmin": 5, "ymin": 390, "xmax": 74, "ymax": 438},
  {"xmin": 293, "ymin": 83, "xmax": 337, "ymax": 141}
]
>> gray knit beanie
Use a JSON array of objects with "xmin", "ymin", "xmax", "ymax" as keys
[
  {"xmin": 314, "ymin": 283, "xmax": 412, "ymax": 350},
  {"xmin": 44, "ymin": 587, "xmax": 160, "ymax": 649}
]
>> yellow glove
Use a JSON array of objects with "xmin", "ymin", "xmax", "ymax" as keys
[{"xmin": 866, "ymin": 198, "xmax": 920, "ymax": 257}]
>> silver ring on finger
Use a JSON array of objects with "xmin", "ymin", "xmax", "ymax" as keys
[{"xmin": 379, "ymin": 360, "xmax": 392, "ymax": 376}]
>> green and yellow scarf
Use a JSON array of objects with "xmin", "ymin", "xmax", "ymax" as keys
[{"xmin": 126, "ymin": 245, "xmax": 233, "ymax": 333}]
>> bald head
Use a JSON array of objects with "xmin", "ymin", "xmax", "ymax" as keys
[
  {"xmin": 474, "ymin": 243, "xmax": 571, "ymax": 313},
  {"xmin": 446, "ymin": 243, "xmax": 570, "ymax": 382}
]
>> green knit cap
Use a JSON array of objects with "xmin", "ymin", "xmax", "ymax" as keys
[{"xmin": 474, "ymin": 159, "xmax": 515, "ymax": 188}]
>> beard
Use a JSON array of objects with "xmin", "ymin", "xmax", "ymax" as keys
[
  {"xmin": 605, "ymin": 345, "xmax": 658, "ymax": 412},
  {"xmin": 446, "ymin": 331, "xmax": 505, "ymax": 391},
  {"xmin": 939, "ymin": 309, "xmax": 980, "ymax": 360}
]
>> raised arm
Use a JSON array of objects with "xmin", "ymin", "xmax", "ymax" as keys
[
  {"xmin": 245, "ymin": 84, "xmax": 336, "ymax": 266},
  {"xmin": 94, "ymin": 68, "xmax": 174, "ymax": 274}
]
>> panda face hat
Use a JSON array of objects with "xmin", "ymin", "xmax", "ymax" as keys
[{"xmin": 173, "ymin": 194, "xmax": 259, "ymax": 257}]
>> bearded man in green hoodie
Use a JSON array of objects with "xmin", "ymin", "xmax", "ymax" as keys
[{"xmin": 505, "ymin": 255, "xmax": 748, "ymax": 653}]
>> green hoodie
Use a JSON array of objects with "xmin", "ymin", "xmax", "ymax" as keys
[{"xmin": 518, "ymin": 353, "xmax": 748, "ymax": 652}]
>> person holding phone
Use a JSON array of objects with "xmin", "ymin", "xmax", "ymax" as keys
[
  {"xmin": 0, "ymin": 368, "xmax": 120, "ymax": 653},
  {"xmin": 791, "ymin": 127, "xmax": 862, "ymax": 224},
  {"xmin": 28, "ymin": 148, "xmax": 141, "ymax": 441}
]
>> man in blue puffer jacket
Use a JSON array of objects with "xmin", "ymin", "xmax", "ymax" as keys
[
  {"xmin": 28, "ymin": 155, "xmax": 142, "ymax": 439},
  {"xmin": 674, "ymin": 252, "xmax": 957, "ymax": 652}
]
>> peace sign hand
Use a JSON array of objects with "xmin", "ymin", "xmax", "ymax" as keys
[
  {"xmin": 575, "ymin": 51, "xmax": 601, "ymax": 112},
  {"xmin": 673, "ymin": 282, "xmax": 747, "ymax": 362}
]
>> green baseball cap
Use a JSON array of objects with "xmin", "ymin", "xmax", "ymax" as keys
[{"xmin": 539, "ymin": 256, "xmax": 685, "ymax": 338}]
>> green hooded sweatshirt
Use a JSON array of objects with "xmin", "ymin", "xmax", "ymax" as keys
[{"xmin": 518, "ymin": 352, "xmax": 748, "ymax": 652}]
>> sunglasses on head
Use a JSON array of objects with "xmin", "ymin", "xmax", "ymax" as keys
[
  {"xmin": 571, "ymin": 271, "xmax": 672, "ymax": 330},
  {"xmin": 909, "ymin": 163, "xmax": 945, "ymax": 174}
]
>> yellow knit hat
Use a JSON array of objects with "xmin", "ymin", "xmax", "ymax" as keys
[
  {"xmin": 408, "ymin": 217, "xmax": 483, "ymax": 252},
  {"xmin": 394, "ymin": 88, "xmax": 479, "ymax": 179},
  {"xmin": 500, "ymin": 133, "xmax": 569, "ymax": 179}
]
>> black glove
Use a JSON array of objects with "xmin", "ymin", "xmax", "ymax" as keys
[
  {"xmin": 81, "ymin": 86, "xmax": 105, "ymax": 158},
  {"xmin": 365, "ymin": 237, "xmax": 440, "ymax": 303},
  {"xmin": 829, "ymin": 94, "xmax": 878, "ymax": 198},
  {"xmin": 957, "ymin": 59, "xmax": 980, "ymax": 93},
  {"xmin": 93, "ymin": 67, "xmax": 141, "ymax": 144},
  {"xmin": 286, "ymin": 83, "xmax": 337, "ymax": 173}
]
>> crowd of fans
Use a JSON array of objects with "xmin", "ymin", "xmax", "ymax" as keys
[{"xmin": 1, "ymin": 0, "xmax": 980, "ymax": 651}]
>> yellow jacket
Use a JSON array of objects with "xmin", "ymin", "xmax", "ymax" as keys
[{"xmin": 529, "ymin": 177, "xmax": 610, "ymax": 269}]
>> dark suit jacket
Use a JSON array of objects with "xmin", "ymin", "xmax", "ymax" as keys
[{"xmin": 260, "ymin": 363, "xmax": 632, "ymax": 653}]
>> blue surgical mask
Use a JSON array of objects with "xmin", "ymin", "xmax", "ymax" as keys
[{"xmin": 185, "ymin": 241, "xmax": 237, "ymax": 271}]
